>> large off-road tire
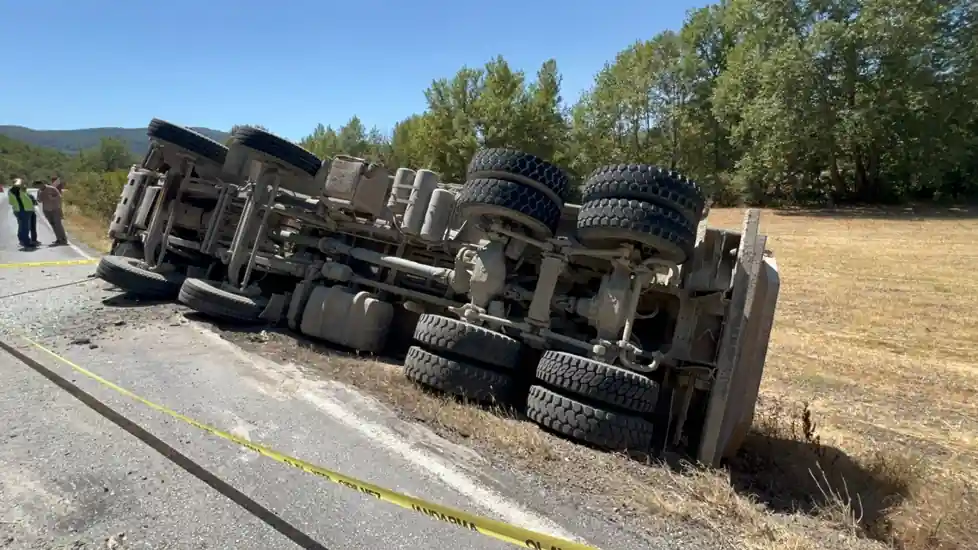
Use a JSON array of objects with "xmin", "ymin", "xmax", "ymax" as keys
[
  {"xmin": 466, "ymin": 148, "xmax": 571, "ymax": 203},
  {"xmin": 413, "ymin": 314, "xmax": 521, "ymax": 370},
  {"xmin": 576, "ymin": 198, "xmax": 696, "ymax": 263},
  {"xmin": 229, "ymin": 126, "xmax": 322, "ymax": 177},
  {"xmin": 455, "ymin": 178, "xmax": 561, "ymax": 240},
  {"xmin": 95, "ymin": 255, "xmax": 184, "ymax": 299},
  {"xmin": 178, "ymin": 278, "xmax": 266, "ymax": 323},
  {"xmin": 147, "ymin": 119, "xmax": 228, "ymax": 165},
  {"xmin": 404, "ymin": 346, "xmax": 517, "ymax": 404},
  {"xmin": 536, "ymin": 351, "xmax": 659, "ymax": 414},
  {"xmin": 525, "ymin": 385, "xmax": 655, "ymax": 452},
  {"xmin": 581, "ymin": 164, "xmax": 705, "ymax": 223}
]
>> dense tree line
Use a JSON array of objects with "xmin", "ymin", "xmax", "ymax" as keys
[
  {"xmin": 0, "ymin": 135, "xmax": 136, "ymax": 220},
  {"xmin": 0, "ymin": 135, "xmax": 134, "ymax": 184},
  {"xmin": 4, "ymin": 0, "xmax": 973, "ymax": 209},
  {"xmin": 299, "ymin": 0, "xmax": 978, "ymax": 206},
  {"xmin": 0, "ymin": 134, "xmax": 72, "ymax": 183}
]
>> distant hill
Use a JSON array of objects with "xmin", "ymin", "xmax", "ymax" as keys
[
  {"xmin": 0, "ymin": 133, "xmax": 71, "ymax": 183},
  {"xmin": 0, "ymin": 125, "xmax": 231, "ymax": 155}
]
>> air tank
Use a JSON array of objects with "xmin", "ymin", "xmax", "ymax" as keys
[
  {"xmin": 420, "ymin": 188, "xmax": 456, "ymax": 242},
  {"xmin": 386, "ymin": 167, "xmax": 416, "ymax": 216},
  {"xmin": 402, "ymin": 169, "xmax": 439, "ymax": 236}
]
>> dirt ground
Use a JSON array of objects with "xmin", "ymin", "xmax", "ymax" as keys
[
  {"xmin": 73, "ymin": 207, "xmax": 978, "ymax": 550},
  {"xmin": 64, "ymin": 206, "xmax": 113, "ymax": 253}
]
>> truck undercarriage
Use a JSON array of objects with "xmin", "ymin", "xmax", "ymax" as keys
[{"xmin": 97, "ymin": 119, "xmax": 780, "ymax": 466}]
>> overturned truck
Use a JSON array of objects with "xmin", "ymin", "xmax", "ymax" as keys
[
  {"xmin": 98, "ymin": 119, "xmax": 243, "ymax": 297},
  {"xmin": 98, "ymin": 120, "xmax": 780, "ymax": 466}
]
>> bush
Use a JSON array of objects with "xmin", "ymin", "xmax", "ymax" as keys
[{"xmin": 63, "ymin": 169, "xmax": 129, "ymax": 222}]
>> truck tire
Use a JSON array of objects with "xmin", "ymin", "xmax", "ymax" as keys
[
  {"xmin": 455, "ymin": 178, "xmax": 561, "ymax": 239},
  {"xmin": 576, "ymin": 197, "xmax": 695, "ymax": 264},
  {"xmin": 178, "ymin": 278, "xmax": 266, "ymax": 323},
  {"xmin": 229, "ymin": 126, "xmax": 322, "ymax": 177},
  {"xmin": 525, "ymin": 385, "xmax": 654, "ymax": 452},
  {"xmin": 536, "ymin": 351, "xmax": 659, "ymax": 414},
  {"xmin": 413, "ymin": 314, "xmax": 521, "ymax": 370},
  {"xmin": 148, "ymin": 119, "xmax": 228, "ymax": 165},
  {"xmin": 467, "ymin": 148, "xmax": 571, "ymax": 202},
  {"xmin": 404, "ymin": 346, "xmax": 517, "ymax": 404},
  {"xmin": 96, "ymin": 256, "xmax": 184, "ymax": 299},
  {"xmin": 581, "ymin": 164, "xmax": 705, "ymax": 223}
]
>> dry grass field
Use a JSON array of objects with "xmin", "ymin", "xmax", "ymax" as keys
[{"xmin": 71, "ymin": 207, "xmax": 978, "ymax": 549}]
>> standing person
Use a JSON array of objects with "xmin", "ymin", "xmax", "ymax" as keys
[
  {"xmin": 26, "ymin": 181, "xmax": 40, "ymax": 246},
  {"xmin": 8, "ymin": 179, "xmax": 39, "ymax": 248},
  {"xmin": 37, "ymin": 176, "xmax": 68, "ymax": 245}
]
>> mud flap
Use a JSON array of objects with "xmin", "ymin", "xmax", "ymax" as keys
[{"xmin": 259, "ymin": 293, "xmax": 291, "ymax": 324}]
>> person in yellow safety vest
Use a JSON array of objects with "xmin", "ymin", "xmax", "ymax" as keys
[{"xmin": 8, "ymin": 178, "xmax": 39, "ymax": 248}]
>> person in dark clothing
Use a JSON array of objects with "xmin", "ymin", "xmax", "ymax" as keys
[{"xmin": 37, "ymin": 177, "xmax": 68, "ymax": 245}]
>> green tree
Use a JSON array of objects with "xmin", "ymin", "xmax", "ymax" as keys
[
  {"xmin": 418, "ymin": 66, "xmax": 483, "ymax": 182},
  {"xmin": 365, "ymin": 126, "xmax": 392, "ymax": 163},
  {"xmin": 568, "ymin": 34, "xmax": 695, "ymax": 178},
  {"xmin": 524, "ymin": 59, "xmax": 570, "ymax": 165},
  {"xmin": 678, "ymin": 2, "xmax": 738, "ymax": 200},
  {"xmin": 0, "ymin": 134, "xmax": 71, "ymax": 183},
  {"xmin": 299, "ymin": 117, "xmax": 393, "ymax": 162},
  {"xmin": 337, "ymin": 116, "xmax": 368, "ymax": 157},
  {"xmin": 389, "ymin": 114, "xmax": 427, "ymax": 168},
  {"xmin": 300, "ymin": 123, "xmax": 340, "ymax": 158},
  {"xmin": 473, "ymin": 56, "xmax": 529, "ymax": 150},
  {"xmin": 75, "ymin": 137, "xmax": 134, "ymax": 173}
]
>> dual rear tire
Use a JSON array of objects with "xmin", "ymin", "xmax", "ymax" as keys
[
  {"xmin": 403, "ymin": 315, "xmax": 660, "ymax": 453},
  {"xmin": 527, "ymin": 351, "xmax": 658, "ymax": 453},
  {"xmin": 455, "ymin": 149, "xmax": 571, "ymax": 240},
  {"xmin": 404, "ymin": 314, "xmax": 523, "ymax": 405},
  {"xmin": 577, "ymin": 165, "xmax": 706, "ymax": 264},
  {"xmin": 456, "ymin": 149, "xmax": 707, "ymax": 264}
]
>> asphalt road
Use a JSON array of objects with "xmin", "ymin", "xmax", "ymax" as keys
[{"xmin": 0, "ymin": 199, "xmax": 677, "ymax": 550}]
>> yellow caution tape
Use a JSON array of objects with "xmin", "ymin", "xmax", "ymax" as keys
[
  {"xmin": 0, "ymin": 258, "xmax": 98, "ymax": 269},
  {"xmin": 16, "ymin": 336, "xmax": 599, "ymax": 550}
]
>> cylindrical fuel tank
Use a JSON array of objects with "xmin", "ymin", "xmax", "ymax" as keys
[
  {"xmin": 386, "ymin": 168, "xmax": 416, "ymax": 216},
  {"xmin": 402, "ymin": 169, "xmax": 439, "ymax": 236},
  {"xmin": 299, "ymin": 285, "xmax": 394, "ymax": 353},
  {"xmin": 420, "ymin": 188, "xmax": 456, "ymax": 242}
]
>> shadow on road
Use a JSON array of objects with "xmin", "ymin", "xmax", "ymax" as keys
[{"xmin": 101, "ymin": 293, "xmax": 173, "ymax": 308}]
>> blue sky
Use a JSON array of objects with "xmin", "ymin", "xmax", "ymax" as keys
[{"xmin": 0, "ymin": 0, "xmax": 706, "ymax": 141}]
